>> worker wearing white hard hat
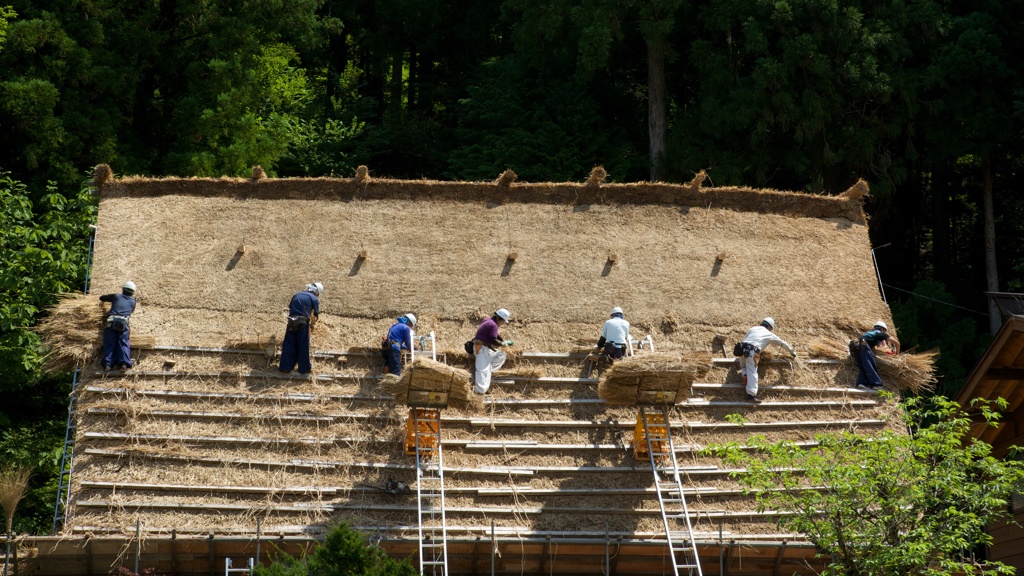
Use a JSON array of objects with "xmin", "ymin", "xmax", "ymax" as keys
[
  {"xmin": 382, "ymin": 313, "xmax": 418, "ymax": 376},
  {"xmin": 737, "ymin": 317, "xmax": 796, "ymax": 403},
  {"xmin": 597, "ymin": 306, "xmax": 631, "ymax": 362},
  {"xmin": 851, "ymin": 320, "xmax": 900, "ymax": 391},
  {"xmin": 471, "ymin": 308, "xmax": 514, "ymax": 394},
  {"xmin": 279, "ymin": 282, "xmax": 323, "ymax": 375},
  {"xmin": 99, "ymin": 280, "xmax": 138, "ymax": 370}
]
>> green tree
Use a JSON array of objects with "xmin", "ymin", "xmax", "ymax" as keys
[
  {"xmin": 255, "ymin": 522, "xmax": 416, "ymax": 576},
  {"xmin": 0, "ymin": 172, "xmax": 95, "ymax": 394},
  {"xmin": 706, "ymin": 396, "xmax": 1024, "ymax": 575}
]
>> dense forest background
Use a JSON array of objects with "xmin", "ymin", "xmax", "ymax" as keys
[{"xmin": 1, "ymin": 0, "xmax": 1023, "ymax": 533}]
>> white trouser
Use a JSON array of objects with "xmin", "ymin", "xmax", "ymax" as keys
[
  {"xmin": 474, "ymin": 345, "xmax": 507, "ymax": 394},
  {"xmin": 741, "ymin": 354, "xmax": 760, "ymax": 397}
]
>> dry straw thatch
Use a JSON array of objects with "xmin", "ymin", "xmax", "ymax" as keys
[
  {"xmin": 842, "ymin": 179, "xmax": 870, "ymax": 200},
  {"xmin": 92, "ymin": 164, "xmax": 113, "ymax": 188},
  {"xmin": 36, "ymin": 293, "xmax": 105, "ymax": 372},
  {"xmin": 688, "ymin": 169, "xmax": 707, "ymax": 188},
  {"xmin": 383, "ymin": 357, "xmax": 482, "ymax": 411},
  {"xmin": 806, "ymin": 337, "xmax": 937, "ymax": 394},
  {"xmin": 599, "ymin": 351, "xmax": 712, "ymax": 405},
  {"xmin": 354, "ymin": 165, "xmax": 370, "ymax": 183},
  {"xmin": 251, "ymin": 165, "xmax": 267, "ymax": 180}
]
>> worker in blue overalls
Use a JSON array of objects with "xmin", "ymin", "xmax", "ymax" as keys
[
  {"xmin": 100, "ymin": 281, "xmax": 137, "ymax": 370},
  {"xmin": 381, "ymin": 313, "xmax": 417, "ymax": 375},
  {"xmin": 851, "ymin": 320, "xmax": 901, "ymax": 390},
  {"xmin": 279, "ymin": 282, "xmax": 322, "ymax": 375}
]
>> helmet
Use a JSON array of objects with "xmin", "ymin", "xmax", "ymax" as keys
[
  {"xmin": 761, "ymin": 317, "xmax": 776, "ymax": 331},
  {"xmin": 404, "ymin": 313, "xmax": 417, "ymax": 327},
  {"xmin": 610, "ymin": 306, "xmax": 624, "ymax": 317},
  {"xmin": 306, "ymin": 282, "xmax": 324, "ymax": 296},
  {"xmin": 495, "ymin": 308, "xmax": 511, "ymax": 322},
  {"xmin": 122, "ymin": 281, "xmax": 136, "ymax": 294},
  {"xmin": 874, "ymin": 321, "xmax": 888, "ymax": 331}
]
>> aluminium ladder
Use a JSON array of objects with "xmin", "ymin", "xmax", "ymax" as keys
[
  {"xmin": 52, "ymin": 369, "xmax": 82, "ymax": 533},
  {"xmin": 411, "ymin": 408, "xmax": 449, "ymax": 576},
  {"xmin": 639, "ymin": 405, "xmax": 703, "ymax": 576}
]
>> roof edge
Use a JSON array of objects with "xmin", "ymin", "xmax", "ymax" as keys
[{"xmin": 98, "ymin": 176, "xmax": 868, "ymax": 223}]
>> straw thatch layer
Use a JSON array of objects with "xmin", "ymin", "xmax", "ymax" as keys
[
  {"xmin": 599, "ymin": 352, "xmax": 712, "ymax": 405},
  {"xmin": 383, "ymin": 357, "xmax": 482, "ymax": 411}
]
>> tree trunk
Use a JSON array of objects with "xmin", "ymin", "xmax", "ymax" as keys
[
  {"xmin": 982, "ymin": 154, "xmax": 1001, "ymax": 334},
  {"xmin": 390, "ymin": 47, "xmax": 404, "ymax": 118},
  {"xmin": 647, "ymin": 41, "xmax": 667, "ymax": 182}
]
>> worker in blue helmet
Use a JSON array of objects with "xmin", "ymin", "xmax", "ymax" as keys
[
  {"xmin": 100, "ymin": 281, "xmax": 137, "ymax": 370},
  {"xmin": 279, "ymin": 282, "xmax": 322, "ymax": 375},
  {"xmin": 382, "ymin": 313, "xmax": 417, "ymax": 375}
]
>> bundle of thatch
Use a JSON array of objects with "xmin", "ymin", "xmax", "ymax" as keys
[
  {"xmin": 495, "ymin": 169, "xmax": 517, "ymax": 187},
  {"xmin": 599, "ymin": 351, "xmax": 712, "ymax": 405},
  {"xmin": 584, "ymin": 166, "xmax": 607, "ymax": 187},
  {"xmin": 806, "ymin": 337, "xmax": 938, "ymax": 394},
  {"xmin": 382, "ymin": 357, "xmax": 482, "ymax": 411},
  {"xmin": 354, "ymin": 165, "xmax": 370, "ymax": 183},
  {"xmin": 35, "ymin": 293, "xmax": 105, "ymax": 373}
]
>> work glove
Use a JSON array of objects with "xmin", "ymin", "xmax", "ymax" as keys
[
  {"xmin": 791, "ymin": 352, "xmax": 797, "ymax": 359},
  {"xmin": 504, "ymin": 340, "xmax": 515, "ymax": 347},
  {"xmin": 597, "ymin": 336, "xmax": 607, "ymax": 349}
]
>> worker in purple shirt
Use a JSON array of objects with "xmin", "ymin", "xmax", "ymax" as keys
[
  {"xmin": 382, "ymin": 313, "xmax": 417, "ymax": 375},
  {"xmin": 99, "ymin": 281, "xmax": 137, "ymax": 370},
  {"xmin": 472, "ymin": 308, "xmax": 513, "ymax": 394},
  {"xmin": 279, "ymin": 282, "xmax": 322, "ymax": 375}
]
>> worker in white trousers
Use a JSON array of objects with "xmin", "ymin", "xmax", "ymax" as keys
[
  {"xmin": 473, "ymin": 308, "xmax": 513, "ymax": 394},
  {"xmin": 738, "ymin": 317, "xmax": 796, "ymax": 403}
]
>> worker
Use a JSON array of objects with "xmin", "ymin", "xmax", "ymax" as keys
[
  {"xmin": 596, "ymin": 306, "xmax": 631, "ymax": 361},
  {"xmin": 99, "ymin": 281, "xmax": 137, "ymax": 370},
  {"xmin": 382, "ymin": 313, "xmax": 417, "ymax": 375},
  {"xmin": 851, "ymin": 320, "xmax": 901, "ymax": 390},
  {"xmin": 472, "ymin": 308, "xmax": 513, "ymax": 394},
  {"xmin": 279, "ymin": 282, "xmax": 322, "ymax": 375},
  {"xmin": 738, "ymin": 317, "xmax": 796, "ymax": 403}
]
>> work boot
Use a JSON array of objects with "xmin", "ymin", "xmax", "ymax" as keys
[{"xmin": 745, "ymin": 394, "xmax": 761, "ymax": 404}]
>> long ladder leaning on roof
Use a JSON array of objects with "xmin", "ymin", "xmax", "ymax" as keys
[
  {"xmin": 638, "ymin": 405, "xmax": 703, "ymax": 576},
  {"xmin": 409, "ymin": 408, "xmax": 449, "ymax": 576}
]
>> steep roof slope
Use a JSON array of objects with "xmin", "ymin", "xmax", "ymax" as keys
[{"xmin": 69, "ymin": 176, "xmax": 900, "ymax": 574}]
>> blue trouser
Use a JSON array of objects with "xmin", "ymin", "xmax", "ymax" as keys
[
  {"xmin": 280, "ymin": 326, "xmax": 312, "ymax": 373},
  {"xmin": 384, "ymin": 345, "xmax": 403, "ymax": 375},
  {"xmin": 102, "ymin": 327, "xmax": 133, "ymax": 368},
  {"xmin": 855, "ymin": 343, "xmax": 882, "ymax": 387}
]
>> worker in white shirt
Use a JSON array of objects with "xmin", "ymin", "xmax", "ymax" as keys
[
  {"xmin": 738, "ymin": 317, "xmax": 796, "ymax": 403},
  {"xmin": 596, "ymin": 307, "xmax": 631, "ymax": 361}
]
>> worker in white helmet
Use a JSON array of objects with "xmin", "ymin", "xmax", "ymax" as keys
[
  {"xmin": 99, "ymin": 281, "xmax": 138, "ymax": 370},
  {"xmin": 381, "ymin": 313, "xmax": 417, "ymax": 375},
  {"xmin": 279, "ymin": 282, "xmax": 323, "ymax": 375},
  {"xmin": 472, "ymin": 308, "xmax": 513, "ymax": 394},
  {"xmin": 851, "ymin": 321, "xmax": 900, "ymax": 391},
  {"xmin": 596, "ymin": 307, "xmax": 631, "ymax": 362},
  {"xmin": 737, "ymin": 317, "xmax": 796, "ymax": 403}
]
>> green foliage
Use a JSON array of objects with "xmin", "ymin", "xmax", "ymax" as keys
[
  {"xmin": 705, "ymin": 396, "xmax": 1024, "ymax": 575},
  {"xmin": 0, "ymin": 417, "xmax": 64, "ymax": 534},
  {"xmin": 254, "ymin": 523, "xmax": 416, "ymax": 576},
  {"xmin": 0, "ymin": 6, "xmax": 13, "ymax": 50},
  {"xmin": 0, "ymin": 172, "xmax": 96, "ymax": 392},
  {"xmin": 447, "ymin": 57, "xmax": 643, "ymax": 182}
]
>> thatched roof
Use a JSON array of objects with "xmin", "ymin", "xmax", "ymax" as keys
[{"xmin": 57, "ymin": 175, "xmax": 921, "ymax": 574}]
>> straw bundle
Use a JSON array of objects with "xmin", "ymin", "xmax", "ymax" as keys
[
  {"xmin": 585, "ymin": 166, "xmax": 607, "ymax": 187},
  {"xmin": 92, "ymin": 164, "xmax": 113, "ymax": 187},
  {"xmin": 842, "ymin": 179, "xmax": 869, "ymax": 200},
  {"xmin": 688, "ymin": 169, "xmax": 707, "ymax": 188},
  {"xmin": 35, "ymin": 293, "xmax": 105, "ymax": 372},
  {"xmin": 495, "ymin": 169, "xmax": 517, "ymax": 187},
  {"xmin": 383, "ymin": 357, "xmax": 482, "ymax": 411},
  {"xmin": 354, "ymin": 165, "xmax": 370, "ymax": 183},
  {"xmin": 251, "ymin": 165, "xmax": 267, "ymax": 180},
  {"xmin": 806, "ymin": 337, "xmax": 937, "ymax": 394},
  {"xmin": 598, "ymin": 351, "xmax": 712, "ymax": 405}
]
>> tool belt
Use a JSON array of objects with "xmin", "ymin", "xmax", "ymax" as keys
[
  {"xmin": 286, "ymin": 315, "xmax": 309, "ymax": 332},
  {"xmin": 734, "ymin": 342, "xmax": 759, "ymax": 358},
  {"xmin": 106, "ymin": 315, "xmax": 130, "ymax": 333}
]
